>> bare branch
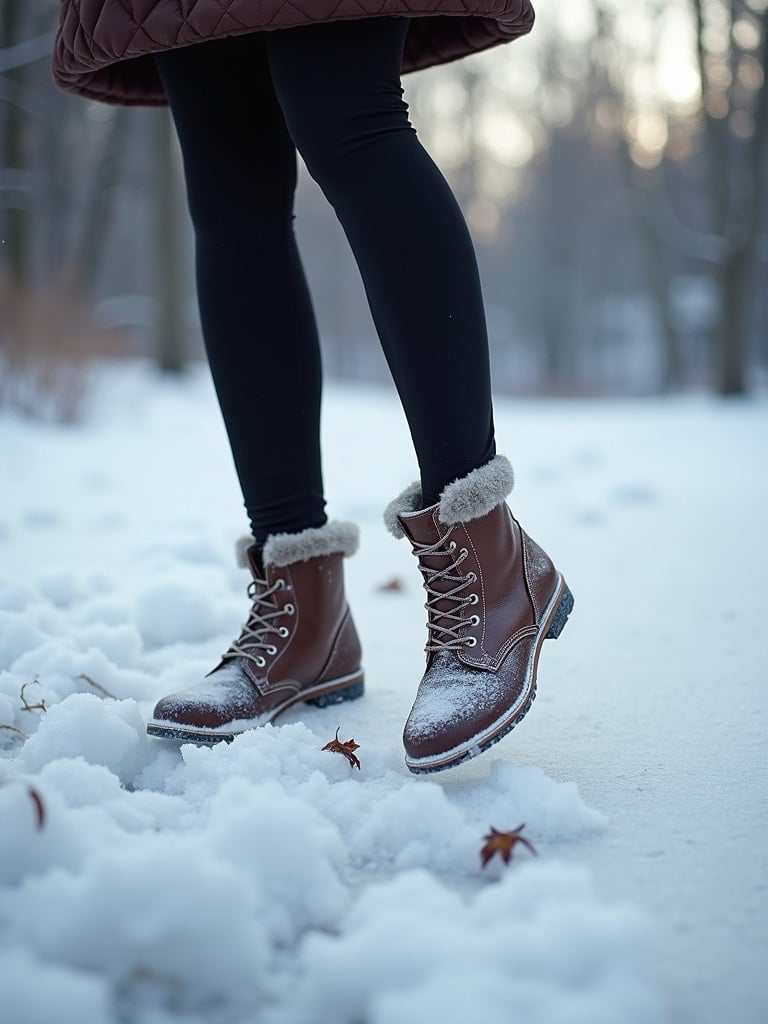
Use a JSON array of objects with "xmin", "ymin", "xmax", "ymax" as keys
[
  {"xmin": 19, "ymin": 679, "xmax": 47, "ymax": 714},
  {"xmin": 0, "ymin": 723, "xmax": 28, "ymax": 740},
  {"xmin": 78, "ymin": 673, "xmax": 117, "ymax": 700}
]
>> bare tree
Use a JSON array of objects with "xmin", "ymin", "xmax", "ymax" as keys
[
  {"xmin": 153, "ymin": 108, "xmax": 187, "ymax": 374},
  {"xmin": 0, "ymin": 0, "xmax": 32, "ymax": 290},
  {"xmin": 690, "ymin": 0, "xmax": 768, "ymax": 393}
]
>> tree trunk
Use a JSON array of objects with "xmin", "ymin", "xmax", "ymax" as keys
[
  {"xmin": 1, "ymin": 0, "xmax": 30, "ymax": 291},
  {"xmin": 153, "ymin": 109, "xmax": 186, "ymax": 374},
  {"xmin": 626, "ymin": 163, "xmax": 682, "ymax": 392},
  {"xmin": 71, "ymin": 107, "xmax": 130, "ymax": 295},
  {"xmin": 716, "ymin": 246, "xmax": 751, "ymax": 395}
]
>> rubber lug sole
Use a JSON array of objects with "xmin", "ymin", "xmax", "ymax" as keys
[
  {"xmin": 305, "ymin": 678, "xmax": 365, "ymax": 708},
  {"xmin": 545, "ymin": 585, "xmax": 574, "ymax": 639}
]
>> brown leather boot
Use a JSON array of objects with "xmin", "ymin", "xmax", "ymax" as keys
[
  {"xmin": 384, "ymin": 455, "xmax": 573, "ymax": 773},
  {"xmin": 146, "ymin": 521, "xmax": 363, "ymax": 743}
]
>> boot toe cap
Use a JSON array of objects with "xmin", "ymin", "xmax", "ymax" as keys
[
  {"xmin": 151, "ymin": 692, "xmax": 234, "ymax": 730},
  {"xmin": 150, "ymin": 661, "xmax": 259, "ymax": 730},
  {"xmin": 403, "ymin": 646, "xmax": 531, "ymax": 764}
]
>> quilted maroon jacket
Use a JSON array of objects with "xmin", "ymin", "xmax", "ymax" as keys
[{"xmin": 53, "ymin": 1, "xmax": 535, "ymax": 106}]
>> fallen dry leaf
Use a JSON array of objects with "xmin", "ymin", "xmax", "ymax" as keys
[
  {"xmin": 0, "ymin": 780, "xmax": 46, "ymax": 829},
  {"xmin": 377, "ymin": 577, "xmax": 404, "ymax": 593},
  {"xmin": 322, "ymin": 727, "xmax": 361, "ymax": 769},
  {"xmin": 27, "ymin": 785, "xmax": 46, "ymax": 829},
  {"xmin": 480, "ymin": 824, "xmax": 537, "ymax": 867}
]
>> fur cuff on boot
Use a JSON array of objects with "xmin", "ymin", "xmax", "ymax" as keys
[
  {"xmin": 383, "ymin": 455, "xmax": 514, "ymax": 539},
  {"xmin": 236, "ymin": 520, "xmax": 359, "ymax": 569}
]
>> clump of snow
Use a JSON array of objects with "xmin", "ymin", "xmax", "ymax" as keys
[
  {"xmin": 0, "ymin": 686, "xmax": 641, "ymax": 1024},
  {"xmin": 36, "ymin": 570, "xmax": 104, "ymax": 609},
  {"xmin": 34, "ymin": 755, "xmax": 124, "ymax": 807},
  {"xmin": 0, "ymin": 687, "xmax": 16, "ymax": 728},
  {"xmin": 6, "ymin": 363, "xmax": 763, "ymax": 1023},
  {"xmin": 203, "ymin": 777, "xmax": 349, "ymax": 945},
  {"xmin": 268, "ymin": 866, "xmax": 664, "ymax": 1024},
  {"xmin": 9, "ymin": 835, "xmax": 271, "ymax": 1015},
  {"xmin": 0, "ymin": 577, "xmax": 37, "ymax": 613},
  {"xmin": 72, "ymin": 621, "xmax": 143, "ymax": 666},
  {"xmin": 134, "ymin": 578, "xmax": 224, "ymax": 648},
  {"xmin": 0, "ymin": 950, "xmax": 115, "ymax": 1024},
  {"xmin": 0, "ymin": 712, "xmax": 653, "ymax": 1024},
  {"xmin": 0, "ymin": 611, "xmax": 45, "ymax": 670},
  {"xmin": 0, "ymin": 781, "xmax": 86, "ymax": 884},
  {"xmin": 17, "ymin": 693, "xmax": 154, "ymax": 785}
]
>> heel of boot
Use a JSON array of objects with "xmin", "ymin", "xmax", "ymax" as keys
[
  {"xmin": 305, "ymin": 675, "xmax": 364, "ymax": 708},
  {"xmin": 545, "ymin": 585, "xmax": 574, "ymax": 639}
]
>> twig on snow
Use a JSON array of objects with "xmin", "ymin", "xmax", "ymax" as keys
[
  {"xmin": 0, "ymin": 723, "xmax": 29, "ymax": 741},
  {"xmin": 19, "ymin": 678, "xmax": 48, "ymax": 714},
  {"xmin": 78, "ymin": 673, "xmax": 117, "ymax": 700}
]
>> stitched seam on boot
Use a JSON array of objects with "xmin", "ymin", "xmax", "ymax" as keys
[
  {"xmin": 317, "ymin": 608, "xmax": 355, "ymax": 684},
  {"xmin": 520, "ymin": 521, "xmax": 540, "ymax": 622},
  {"xmin": 260, "ymin": 679, "xmax": 301, "ymax": 697},
  {"xmin": 491, "ymin": 625, "xmax": 538, "ymax": 671},
  {"xmin": 462, "ymin": 624, "xmax": 537, "ymax": 671},
  {"xmin": 242, "ymin": 660, "xmax": 265, "ymax": 690}
]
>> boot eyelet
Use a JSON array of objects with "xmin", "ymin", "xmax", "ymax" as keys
[
  {"xmin": 448, "ymin": 541, "xmax": 457, "ymax": 551},
  {"xmin": 284, "ymin": 603, "xmax": 295, "ymax": 615},
  {"xmin": 255, "ymin": 656, "xmax": 266, "ymax": 667},
  {"xmin": 460, "ymin": 548, "xmax": 468, "ymax": 558},
  {"xmin": 469, "ymin": 615, "xmax": 480, "ymax": 626},
  {"xmin": 467, "ymin": 571, "xmax": 477, "ymax": 583},
  {"xmin": 278, "ymin": 627, "xmax": 289, "ymax": 638},
  {"xmin": 466, "ymin": 636, "xmax": 477, "ymax": 647},
  {"xmin": 267, "ymin": 645, "xmax": 277, "ymax": 655},
  {"xmin": 469, "ymin": 593, "xmax": 479, "ymax": 605},
  {"xmin": 276, "ymin": 579, "xmax": 286, "ymax": 589}
]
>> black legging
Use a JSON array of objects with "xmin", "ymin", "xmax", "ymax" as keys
[{"xmin": 155, "ymin": 17, "xmax": 496, "ymax": 542}]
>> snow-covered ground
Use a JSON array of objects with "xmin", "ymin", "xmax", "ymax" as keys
[{"xmin": 1, "ymin": 362, "xmax": 766, "ymax": 1024}]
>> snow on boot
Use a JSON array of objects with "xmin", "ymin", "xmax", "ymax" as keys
[
  {"xmin": 147, "ymin": 521, "xmax": 363, "ymax": 744},
  {"xmin": 384, "ymin": 455, "xmax": 573, "ymax": 773}
]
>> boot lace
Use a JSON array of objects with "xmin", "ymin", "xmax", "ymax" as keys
[
  {"xmin": 413, "ymin": 527, "xmax": 479, "ymax": 653},
  {"xmin": 224, "ymin": 575, "xmax": 294, "ymax": 670}
]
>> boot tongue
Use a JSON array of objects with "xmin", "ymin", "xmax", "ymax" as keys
[
  {"xmin": 246, "ymin": 545, "xmax": 265, "ymax": 579},
  {"xmin": 397, "ymin": 505, "xmax": 442, "ymax": 548}
]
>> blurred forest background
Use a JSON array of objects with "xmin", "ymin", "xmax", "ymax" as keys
[{"xmin": 1, "ymin": 0, "xmax": 767, "ymax": 421}]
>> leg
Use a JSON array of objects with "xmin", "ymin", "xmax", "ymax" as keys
[
  {"xmin": 265, "ymin": 23, "xmax": 572, "ymax": 774},
  {"xmin": 266, "ymin": 18, "xmax": 496, "ymax": 507},
  {"xmin": 151, "ymin": 36, "xmax": 365, "ymax": 744},
  {"xmin": 155, "ymin": 35, "xmax": 326, "ymax": 542}
]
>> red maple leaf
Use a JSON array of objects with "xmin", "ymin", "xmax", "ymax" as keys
[
  {"xmin": 322, "ymin": 728, "xmax": 361, "ymax": 769},
  {"xmin": 480, "ymin": 824, "xmax": 537, "ymax": 867}
]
